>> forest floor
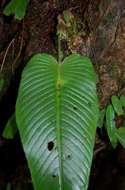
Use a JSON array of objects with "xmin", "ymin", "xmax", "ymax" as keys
[{"xmin": 0, "ymin": 0, "xmax": 125, "ymax": 189}]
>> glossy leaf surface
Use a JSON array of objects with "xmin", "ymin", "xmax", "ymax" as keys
[{"xmin": 16, "ymin": 53, "xmax": 99, "ymax": 190}]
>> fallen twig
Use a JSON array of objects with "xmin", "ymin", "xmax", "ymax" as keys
[{"xmin": 0, "ymin": 38, "xmax": 15, "ymax": 73}]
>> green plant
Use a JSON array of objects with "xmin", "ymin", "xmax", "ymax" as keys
[
  {"xmin": 2, "ymin": 8, "xmax": 99, "ymax": 189},
  {"xmin": 111, "ymin": 95, "xmax": 124, "ymax": 116},
  {"xmin": 106, "ymin": 104, "xmax": 117, "ymax": 148},
  {"xmin": 15, "ymin": 53, "xmax": 99, "ymax": 190},
  {"xmin": 99, "ymin": 95, "xmax": 125, "ymax": 148},
  {"xmin": 2, "ymin": 113, "xmax": 17, "ymax": 139},
  {"xmin": 4, "ymin": 0, "xmax": 30, "ymax": 20},
  {"xmin": 120, "ymin": 95, "xmax": 125, "ymax": 107}
]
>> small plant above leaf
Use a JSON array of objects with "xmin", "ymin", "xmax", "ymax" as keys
[{"xmin": 4, "ymin": 0, "xmax": 30, "ymax": 20}]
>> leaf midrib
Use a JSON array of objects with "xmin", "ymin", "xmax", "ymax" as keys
[{"xmin": 56, "ymin": 63, "xmax": 63, "ymax": 190}]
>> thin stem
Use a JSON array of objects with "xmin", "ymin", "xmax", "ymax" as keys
[
  {"xmin": 58, "ymin": 34, "xmax": 62, "ymax": 64},
  {"xmin": 0, "ymin": 38, "xmax": 15, "ymax": 73}
]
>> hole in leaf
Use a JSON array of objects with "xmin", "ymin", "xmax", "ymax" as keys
[
  {"xmin": 67, "ymin": 155, "xmax": 72, "ymax": 160},
  {"xmin": 73, "ymin": 106, "xmax": 77, "ymax": 111},
  {"xmin": 52, "ymin": 174, "xmax": 56, "ymax": 178},
  {"xmin": 48, "ymin": 141, "xmax": 54, "ymax": 151}
]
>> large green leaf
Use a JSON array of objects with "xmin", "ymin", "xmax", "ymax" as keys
[{"xmin": 16, "ymin": 53, "xmax": 99, "ymax": 190}]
